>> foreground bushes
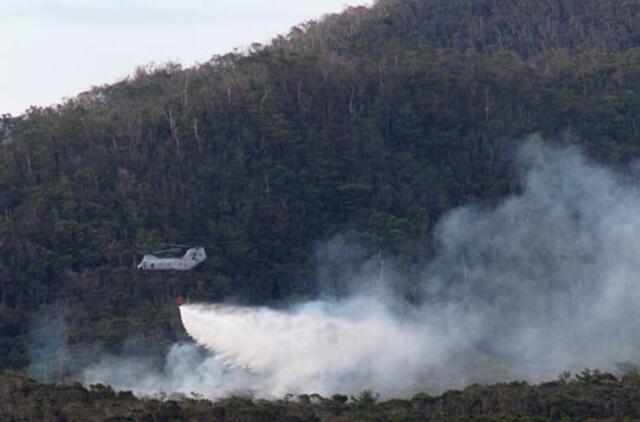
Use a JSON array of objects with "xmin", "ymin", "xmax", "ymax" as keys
[{"xmin": 2, "ymin": 371, "xmax": 640, "ymax": 421}]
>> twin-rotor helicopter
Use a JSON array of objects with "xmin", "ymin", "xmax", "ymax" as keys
[
  {"xmin": 137, "ymin": 244, "xmax": 206, "ymax": 306},
  {"xmin": 137, "ymin": 244, "xmax": 206, "ymax": 271}
]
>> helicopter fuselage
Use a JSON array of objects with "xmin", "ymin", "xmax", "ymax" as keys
[{"xmin": 137, "ymin": 247, "xmax": 206, "ymax": 271}]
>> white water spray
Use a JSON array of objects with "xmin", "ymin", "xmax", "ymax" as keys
[{"xmin": 178, "ymin": 300, "xmax": 454, "ymax": 397}]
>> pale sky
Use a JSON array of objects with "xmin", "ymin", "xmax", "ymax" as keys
[{"xmin": 1, "ymin": 0, "xmax": 371, "ymax": 116}]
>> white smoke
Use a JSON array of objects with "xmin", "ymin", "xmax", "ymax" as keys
[{"xmin": 81, "ymin": 139, "xmax": 640, "ymax": 398}]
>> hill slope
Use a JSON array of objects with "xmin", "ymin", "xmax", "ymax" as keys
[
  {"xmin": 3, "ymin": 0, "xmax": 640, "ymax": 377},
  {"xmin": 285, "ymin": 0, "xmax": 640, "ymax": 56}
]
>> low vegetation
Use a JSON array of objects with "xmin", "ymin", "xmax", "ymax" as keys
[{"xmin": 2, "ymin": 370, "xmax": 640, "ymax": 421}]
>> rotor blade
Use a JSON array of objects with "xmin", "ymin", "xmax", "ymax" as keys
[{"xmin": 153, "ymin": 248, "xmax": 181, "ymax": 255}]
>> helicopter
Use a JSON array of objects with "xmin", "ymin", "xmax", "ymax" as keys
[{"xmin": 137, "ymin": 244, "xmax": 206, "ymax": 271}]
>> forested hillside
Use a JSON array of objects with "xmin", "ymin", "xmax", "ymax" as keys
[
  {"xmin": 285, "ymin": 0, "xmax": 640, "ymax": 56},
  {"xmin": 3, "ymin": 0, "xmax": 640, "ymax": 378}
]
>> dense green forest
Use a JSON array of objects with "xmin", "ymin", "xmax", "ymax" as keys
[
  {"xmin": 3, "ymin": 0, "xmax": 640, "ymax": 400},
  {"xmin": 3, "ymin": 370, "xmax": 640, "ymax": 421}
]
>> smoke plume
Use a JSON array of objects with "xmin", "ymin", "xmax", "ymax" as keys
[
  {"xmin": 28, "ymin": 301, "xmax": 68, "ymax": 383},
  {"xmin": 82, "ymin": 139, "xmax": 640, "ymax": 398}
]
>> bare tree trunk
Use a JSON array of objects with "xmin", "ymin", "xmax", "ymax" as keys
[
  {"xmin": 166, "ymin": 109, "xmax": 181, "ymax": 156},
  {"xmin": 193, "ymin": 118, "xmax": 203, "ymax": 154}
]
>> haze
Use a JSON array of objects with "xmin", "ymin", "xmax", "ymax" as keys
[{"xmin": 1, "ymin": 0, "xmax": 370, "ymax": 116}]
